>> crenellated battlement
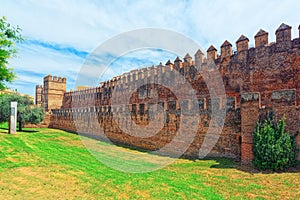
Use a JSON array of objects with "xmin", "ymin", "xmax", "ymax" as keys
[
  {"xmin": 85, "ymin": 24, "xmax": 299, "ymax": 84},
  {"xmin": 44, "ymin": 74, "xmax": 66, "ymax": 83},
  {"xmin": 203, "ymin": 23, "xmax": 299, "ymax": 62},
  {"xmin": 59, "ymin": 22, "xmax": 300, "ymax": 109},
  {"xmin": 87, "ymin": 23, "xmax": 299, "ymax": 90},
  {"xmin": 39, "ymin": 23, "xmax": 300, "ymax": 107}
]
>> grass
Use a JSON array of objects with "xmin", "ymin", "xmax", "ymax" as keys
[{"xmin": 0, "ymin": 124, "xmax": 299, "ymax": 199}]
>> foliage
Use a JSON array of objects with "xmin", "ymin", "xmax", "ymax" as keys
[
  {"xmin": 252, "ymin": 111, "xmax": 299, "ymax": 170},
  {"xmin": 0, "ymin": 93, "xmax": 44, "ymax": 130},
  {"xmin": 0, "ymin": 16, "xmax": 23, "ymax": 90}
]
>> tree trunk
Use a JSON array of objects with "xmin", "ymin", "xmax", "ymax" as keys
[{"xmin": 18, "ymin": 121, "xmax": 22, "ymax": 131}]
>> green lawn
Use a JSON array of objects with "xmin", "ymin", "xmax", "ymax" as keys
[{"xmin": 0, "ymin": 125, "xmax": 299, "ymax": 199}]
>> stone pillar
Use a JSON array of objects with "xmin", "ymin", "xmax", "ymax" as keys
[
  {"xmin": 240, "ymin": 93, "xmax": 260, "ymax": 165},
  {"xmin": 9, "ymin": 101, "xmax": 17, "ymax": 134}
]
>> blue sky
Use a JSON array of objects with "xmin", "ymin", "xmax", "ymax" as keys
[{"xmin": 1, "ymin": 0, "xmax": 300, "ymax": 96}]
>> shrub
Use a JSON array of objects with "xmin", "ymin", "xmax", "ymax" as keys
[
  {"xmin": 0, "ymin": 93, "xmax": 45, "ymax": 131},
  {"xmin": 252, "ymin": 111, "xmax": 299, "ymax": 170}
]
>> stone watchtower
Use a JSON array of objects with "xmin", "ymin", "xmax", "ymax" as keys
[
  {"xmin": 42, "ymin": 75, "xmax": 66, "ymax": 112},
  {"xmin": 35, "ymin": 85, "xmax": 43, "ymax": 106}
]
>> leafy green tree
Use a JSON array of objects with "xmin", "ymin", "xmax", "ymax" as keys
[
  {"xmin": 0, "ymin": 16, "xmax": 23, "ymax": 90},
  {"xmin": 0, "ymin": 93, "xmax": 44, "ymax": 131},
  {"xmin": 252, "ymin": 111, "xmax": 299, "ymax": 170}
]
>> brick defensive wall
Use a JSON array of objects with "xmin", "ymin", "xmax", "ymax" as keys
[{"xmin": 37, "ymin": 23, "xmax": 300, "ymax": 163}]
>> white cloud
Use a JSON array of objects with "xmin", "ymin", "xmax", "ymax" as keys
[{"xmin": 7, "ymin": 42, "xmax": 85, "ymax": 94}]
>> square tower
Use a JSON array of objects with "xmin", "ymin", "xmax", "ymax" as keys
[{"xmin": 43, "ymin": 75, "xmax": 66, "ymax": 112}]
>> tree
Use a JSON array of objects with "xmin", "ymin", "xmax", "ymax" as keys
[
  {"xmin": 252, "ymin": 111, "xmax": 299, "ymax": 170},
  {"xmin": 0, "ymin": 93, "xmax": 44, "ymax": 131},
  {"xmin": 0, "ymin": 16, "xmax": 23, "ymax": 90}
]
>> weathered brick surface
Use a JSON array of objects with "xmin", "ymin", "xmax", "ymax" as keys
[
  {"xmin": 39, "ymin": 24, "xmax": 300, "ymax": 163},
  {"xmin": 49, "ymin": 107, "xmax": 241, "ymax": 158}
]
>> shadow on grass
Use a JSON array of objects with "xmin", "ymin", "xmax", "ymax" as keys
[
  {"xmin": 209, "ymin": 158, "xmax": 238, "ymax": 169},
  {"xmin": 0, "ymin": 127, "xmax": 8, "ymax": 134},
  {"xmin": 43, "ymin": 128, "xmax": 300, "ymax": 174},
  {"xmin": 0, "ymin": 127, "xmax": 39, "ymax": 133},
  {"xmin": 236, "ymin": 163, "xmax": 300, "ymax": 174},
  {"xmin": 205, "ymin": 157, "xmax": 300, "ymax": 174},
  {"xmin": 0, "ymin": 129, "xmax": 8, "ymax": 134},
  {"xmin": 21, "ymin": 129, "xmax": 40, "ymax": 133}
]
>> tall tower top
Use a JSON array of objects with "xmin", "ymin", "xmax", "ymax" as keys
[
  {"xmin": 254, "ymin": 29, "xmax": 268, "ymax": 48},
  {"xmin": 255, "ymin": 29, "xmax": 268, "ymax": 38},
  {"xmin": 207, "ymin": 45, "xmax": 217, "ymax": 60},
  {"xmin": 275, "ymin": 23, "xmax": 292, "ymax": 45},
  {"xmin": 174, "ymin": 56, "xmax": 182, "ymax": 62},
  {"xmin": 184, "ymin": 53, "xmax": 192, "ymax": 60},
  {"xmin": 236, "ymin": 35, "xmax": 249, "ymax": 43},
  {"xmin": 207, "ymin": 45, "xmax": 217, "ymax": 52},
  {"xmin": 165, "ymin": 60, "xmax": 173, "ymax": 65},
  {"xmin": 195, "ymin": 49, "xmax": 204, "ymax": 56},
  {"xmin": 276, "ymin": 23, "xmax": 292, "ymax": 34},
  {"xmin": 221, "ymin": 40, "xmax": 232, "ymax": 47},
  {"xmin": 184, "ymin": 53, "xmax": 192, "ymax": 65}
]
